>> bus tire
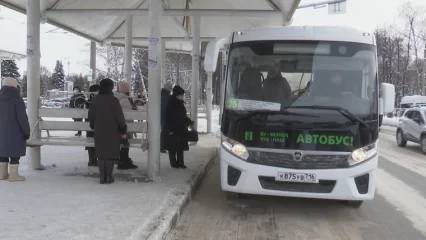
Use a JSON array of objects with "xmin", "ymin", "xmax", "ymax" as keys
[
  {"xmin": 225, "ymin": 191, "xmax": 243, "ymax": 200},
  {"xmin": 345, "ymin": 200, "xmax": 363, "ymax": 208}
]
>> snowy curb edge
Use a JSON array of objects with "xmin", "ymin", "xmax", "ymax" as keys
[{"xmin": 145, "ymin": 148, "xmax": 218, "ymax": 240}]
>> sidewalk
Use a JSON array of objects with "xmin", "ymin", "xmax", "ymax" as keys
[{"xmin": 0, "ymin": 135, "xmax": 219, "ymax": 240}]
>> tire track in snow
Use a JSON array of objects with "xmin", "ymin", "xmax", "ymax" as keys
[
  {"xmin": 376, "ymin": 168, "xmax": 426, "ymax": 237},
  {"xmin": 379, "ymin": 140, "xmax": 426, "ymax": 178}
]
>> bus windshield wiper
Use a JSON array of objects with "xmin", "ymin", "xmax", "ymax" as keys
[
  {"xmin": 233, "ymin": 110, "xmax": 318, "ymax": 123},
  {"xmin": 284, "ymin": 105, "xmax": 368, "ymax": 129}
]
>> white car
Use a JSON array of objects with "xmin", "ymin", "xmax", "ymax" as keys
[{"xmin": 396, "ymin": 106, "xmax": 426, "ymax": 154}]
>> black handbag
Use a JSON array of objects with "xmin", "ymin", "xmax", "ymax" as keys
[
  {"xmin": 187, "ymin": 125, "xmax": 199, "ymax": 142},
  {"xmin": 121, "ymin": 136, "xmax": 130, "ymax": 147}
]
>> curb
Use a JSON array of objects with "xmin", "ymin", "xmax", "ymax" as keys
[{"xmin": 132, "ymin": 148, "xmax": 218, "ymax": 240}]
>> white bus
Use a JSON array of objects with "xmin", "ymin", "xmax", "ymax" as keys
[{"xmin": 204, "ymin": 26, "xmax": 395, "ymax": 207}]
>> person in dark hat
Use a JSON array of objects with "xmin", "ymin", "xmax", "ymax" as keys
[
  {"xmin": 163, "ymin": 85, "xmax": 193, "ymax": 169},
  {"xmin": 69, "ymin": 86, "xmax": 86, "ymax": 136},
  {"xmin": 88, "ymin": 78, "xmax": 127, "ymax": 184},
  {"xmin": 85, "ymin": 84, "xmax": 100, "ymax": 167}
]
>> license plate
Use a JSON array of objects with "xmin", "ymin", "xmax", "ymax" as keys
[{"xmin": 276, "ymin": 172, "xmax": 318, "ymax": 183}]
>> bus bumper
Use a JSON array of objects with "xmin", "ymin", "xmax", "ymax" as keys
[{"xmin": 220, "ymin": 147, "xmax": 377, "ymax": 201}]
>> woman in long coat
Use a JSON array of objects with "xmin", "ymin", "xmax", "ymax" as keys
[
  {"xmin": 115, "ymin": 81, "xmax": 138, "ymax": 170},
  {"xmin": 85, "ymin": 84, "xmax": 99, "ymax": 167},
  {"xmin": 0, "ymin": 77, "xmax": 30, "ymax": 182},
  {"xmin": 164, "ymin": 85, "xmax": 193, "ymax": 169},
  {"xmin": 88, "ymin": 78, "xmax": 127, "ymax": 184}
]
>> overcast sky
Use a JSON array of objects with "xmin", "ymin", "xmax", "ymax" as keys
[{"xmin": 1, "ymin": 0, "xmax": 426, "ymax": 76}]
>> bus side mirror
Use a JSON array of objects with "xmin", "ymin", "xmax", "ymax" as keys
[
  {"xmin": 380, "ymin": 83, "xmax": 395, "ymax": 114},
  {"xmin": 203, "ymin": 37, "xmax": 230, "ymax": 73}
]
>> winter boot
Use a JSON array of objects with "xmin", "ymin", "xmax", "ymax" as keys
[
  {"xmin": 98, "ymin": 160, "xmax": 106, "ymax": 184},
  {"xmin": 105, "ymin": 160, "xmax": 115, "ymax": 184},
  {"xmin": 117, "ymin": 158, "xmax": 138, "ymax": 170},
  {"xmin": 87, "ymin": 148, "xmax": 98, "ymax": 167},
  {"xmin": 8, "ymin": 164, "xmax": 25, "ymax": 182},
  {"xmin": 0, "ymin": 163, "xmax": 8, "ymax": 180}
]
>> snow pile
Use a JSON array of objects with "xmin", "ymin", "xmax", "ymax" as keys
[{"xmin": 383, "ymin": 116, "xmax": 399, "ymax": 127}]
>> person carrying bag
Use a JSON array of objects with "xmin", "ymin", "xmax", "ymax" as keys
[{"xmin": 163, "ymin": 85, "xmax": 193, "ymax": 169}]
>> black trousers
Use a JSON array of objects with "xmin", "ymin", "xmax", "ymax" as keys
[
  {"xmin": 168, "ymin": 151, "xmax": 184, "ymax": 167},
  {"xmin": 0, "ymin": 157, "xmax": 20, "ymax": 164},
  {"xmin": 120, "ymin": 147, "xmax": 130, "ymax": 161}
]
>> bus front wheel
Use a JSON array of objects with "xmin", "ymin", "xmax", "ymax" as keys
[{"xmin": 345, "ymin": 200, "xmax": 363, "ymax": 208}]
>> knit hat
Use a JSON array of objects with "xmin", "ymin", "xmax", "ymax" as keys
[
  {"xmin": 99, "ymin": 78, "xmax": 114, "ymax": 95},
  {"xmin": 163, "ymin": 81, "xmax": 173, "ymax": 92},
  {"xmin": 73, "ymin": 86, "xmax": 81, "ymax": 92},
  {"xmin": 88, "ymin": 84, "xmax": 100, "ymax": 93},
  {"xmin": 117, "ymin": 81, "xmax": 130, "ymax": 94},
  {"xmin": 1, "ymin": 77, "xmax": 19, "ymax": 88},
  {"xmin": 173, "ymin": 85, "xmax": 185, "ymax": 96}
]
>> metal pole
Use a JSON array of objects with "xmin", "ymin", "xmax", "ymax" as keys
[
  {"xmin": 124, "ymin": 15, "xmax": 133, "ymax": 86},
  {"xmin": 206, "ymin": 72, "xmax": 213, "ymax": 133},
  {"xmin": 90, "ymin": 41, "xmax": 97, "ymax": 80},
  {"xmin": 191, "ymin": 16, "xmax": 200, "ymax": 130},
  {"xmin": 147, "ymin": 0, "xmax": 162, "ymax": 181},
  {"xmin": 27, "ymin": 0, "xmax": 42, "ymax": 170},
  {"xmin": 160, "ymin": 39, "xmax": 166, "ymax": 84}
]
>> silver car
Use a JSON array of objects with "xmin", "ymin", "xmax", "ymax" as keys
[{"xmin": 396, "ymin": 106, "xmax": 426, "ymax": 154}]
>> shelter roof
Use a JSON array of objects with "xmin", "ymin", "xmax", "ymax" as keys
[
  {"xmin": 0, "ymin": 0, "xmax": 301, "ymax": 51},
  {"xmin": 0, "ymin": 48, "xmax": 25, "ymax": 60}
]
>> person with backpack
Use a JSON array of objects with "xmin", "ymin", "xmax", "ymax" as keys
[{"xmin": 115, "ymin": 81, "xmax": 138, "ymax": 170}]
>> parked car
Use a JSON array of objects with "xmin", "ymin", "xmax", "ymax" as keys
[{"xmin": 396, "ymin": 106, "xmax": 426, "ymax": 154}]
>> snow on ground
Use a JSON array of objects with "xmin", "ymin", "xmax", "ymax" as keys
[
  {"xmin": 0, "ymin": 108, "xmax": 221, "ymax": 240},
  {"xmin": 0, "ymin": 136, "xmax": 219, "ymax": 240},
  {"xmin": 383, "ymin": 116, "xmax": 399, "ymax": 127}
]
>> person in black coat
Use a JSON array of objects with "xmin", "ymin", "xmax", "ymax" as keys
[
  {"xmin": 85, "ymin": 84, "xmax": 99, "ymax": 167},
  {"xmin": 160, "ymin": 81, "xmax": 173, "ymax": 153},
  {"xmin": 164, "ymin": 85, "xmax": 193, "ymax": 169},
  {"xmin": 70, "ymin": 86, "xmax": 86, "ymax": 136}
]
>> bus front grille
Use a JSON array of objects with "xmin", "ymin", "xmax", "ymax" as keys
[
  {"xmin": 258, "ymin": 176, "xmax": 336, "ymax": 193},
  {"xmin": 247, "ymin": 151, "xmax": 350, "ymax": 169}
]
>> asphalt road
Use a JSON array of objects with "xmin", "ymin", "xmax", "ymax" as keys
[{"xmin": 167, "ymin": 126, "xmax": 426, "ymax": 240}]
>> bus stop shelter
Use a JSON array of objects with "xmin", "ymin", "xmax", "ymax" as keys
[{"xmin": 0, "ymin": 0, "xmax": 302, "ymax": 180}]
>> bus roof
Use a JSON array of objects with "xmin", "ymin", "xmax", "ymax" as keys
[{"xmin": 232, "ymin": 26, "xmax": 376, "ymax": 46}]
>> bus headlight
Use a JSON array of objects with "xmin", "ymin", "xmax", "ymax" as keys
[
  {"xmin": 222, "ymin": 136, "xmax": 249, "ymax": 161},
  {"xmin": 348, "ymin": 142, "xmax": 377, "ymax": 166}
]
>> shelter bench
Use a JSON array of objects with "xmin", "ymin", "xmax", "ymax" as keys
[{"xmin": 26, "ymin": 108, "xmax": 147, "ymax": 148}]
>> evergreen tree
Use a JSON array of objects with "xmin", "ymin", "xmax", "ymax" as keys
[
  {"xmin": 1, "ymin": 60, "xmax": 21, "ymax": 78},
  {"xmin": 51, "ymin": 60, "xmax": 65, "ymax": 90},
  {"xmin": 73, "ymin": 74, "xmax": 88, "ymax": 92},
  {"xmin": 21, "ymin": 75, "xmax": 28, "ymax": 97}
]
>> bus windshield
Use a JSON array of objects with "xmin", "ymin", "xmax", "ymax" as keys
[{"xmin": 225, "ymin": 41, "xmax": 378, "ymax": 120}]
